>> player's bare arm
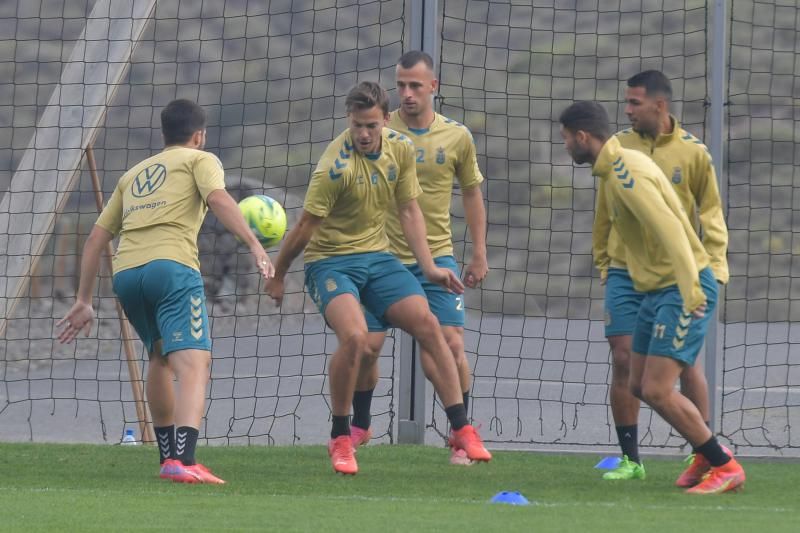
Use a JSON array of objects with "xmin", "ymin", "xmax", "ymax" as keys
[
  {"xmin": 266, "ymin": 209, "xmax": 324, "ymax": 305},
  {"xmin": 396, "ymin": 197, "xmax": 464, "ymax": 294},
  {"xmin": 57, "ymin": 225, "xmax": 114, "ymax": 344},
  {"xmin": 206, "ymin": 189, "xmax": 274, "ymax": 280},
  {"xmin": 461, "ymin": 184, "xmax": 488, "ymax": 288}
]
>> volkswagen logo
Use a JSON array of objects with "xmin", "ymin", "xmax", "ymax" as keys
[{"xmin": 131, "ymin": 163, "xmax": 167, "ymax": 198}]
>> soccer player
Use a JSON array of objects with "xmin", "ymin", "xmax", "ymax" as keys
[
  {"xmin": 593, "ymin": 70, "xmax": 729, "ymax": 483},
  {"xmin": 349, "ymin": 51, "xmax": 488, "ymax": 466},
  {"xmin": 559, "ymin": 101, "xmax": 744, "ymax": 494},
  {"xmin": 57, "ymin": 99, "xmax": 274, "ymax": 484},
  {"xmin": 265, "ymin": 81, "xmax": 492, "ymax": 475}
]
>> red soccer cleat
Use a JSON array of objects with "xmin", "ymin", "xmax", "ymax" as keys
[
  {"xmin": 449, "ymin": 425, "xmax": 492, "ymax": 462},
  {"xmin": 328, "ymin": 435, "xmax": 358, "ymax": 475}
]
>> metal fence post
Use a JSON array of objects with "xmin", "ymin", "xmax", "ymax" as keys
[
  {"xmin": 397, "ymin": 0, "xmax": 438, "ymax": 445},
  {"xmin": 705, "ymin": 0, "xmax": 728, "ymax": 434}
]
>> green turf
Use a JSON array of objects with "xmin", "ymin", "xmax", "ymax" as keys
[{"xmin": 0, "ymin": 443, "xmax": 797, "ymax": 532}]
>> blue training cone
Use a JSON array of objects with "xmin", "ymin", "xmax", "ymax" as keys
[
  {"xmin": 490, "ymin": 491, "xmax": 530, "ymax": 505},
  {"xmin": 595, "ymin": 456, "xmax": 622, "ymax": 470}
]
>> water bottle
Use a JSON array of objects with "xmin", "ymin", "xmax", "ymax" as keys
[{"xmin": 121, "ymin": 428, "xmax": 138, "ymax": 445}]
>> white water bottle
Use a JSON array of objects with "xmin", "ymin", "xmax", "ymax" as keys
[{"xmin": 121, "ymin": 428, "xmax": 138, "ymax": 445}]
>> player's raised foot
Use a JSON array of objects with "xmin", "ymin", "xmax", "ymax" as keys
[
  {"xmin": 449, "ymin": 447, "xmax": 474, "ymax": 466},
  {"xmin": 602, "ymin": 456, "xmax": 646, "ymax": 480},
  {"xmin": 685, "ymin": 457, "xmax": 745, "ymax": 495},
  {"xmin": 159, "ymin": 458, "xmax": 183, "ymax": 480},
  {"xmin": 328, "ymin": 435, "xmax": 358, "ymax": 475},
  {"xmin": 449, "ymin": 425, "xmax": 492, "ymax": 462},
  {"xmin": 350, "ymin": 426, "xmax": 372, "ymax": 450},
  {"xmin": 676, "ymin": 446, "xmax": 732, "ymax": 488}
]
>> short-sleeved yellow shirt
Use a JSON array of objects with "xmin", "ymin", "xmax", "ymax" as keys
[
  {"xmin": 383, "ymin": 112, "xmax": 484, "ymax": 263},
  {"xmin": 303, "ymin": 128, "xmax": 421, "ymax": 263},
  {"xmin": 95, "ymin": 146, "xmax": 226, "ymax": 273}
]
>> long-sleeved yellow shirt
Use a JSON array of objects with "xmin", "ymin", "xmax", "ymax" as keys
[
  {"xmin": 592, "ymin": 136, "xmax": 710, "ymax": 312},
  {"xmin": 593, "ymin": 117, "xmax": 728, "ymax": 283}
]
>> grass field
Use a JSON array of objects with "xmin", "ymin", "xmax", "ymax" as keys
[{"xmin": 0, "ymin": 443, "xmax": 798, "ymax": 532}]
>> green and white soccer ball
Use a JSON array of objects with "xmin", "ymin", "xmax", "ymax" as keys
[{"xmin": 238, "ymin": 194, "xmax": 287, "ymax": 248}]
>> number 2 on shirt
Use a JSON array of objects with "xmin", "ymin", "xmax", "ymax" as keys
[{"xmin": 416, "ymin": 148, "xmax": 425, "ymax": 163}]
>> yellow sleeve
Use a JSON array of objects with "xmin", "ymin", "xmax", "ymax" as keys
[
  {"xmin": 193, "ymin": 153, "xmax": 226, "ymax": 200},
  {"xmin": 303, "ymin": 163, "xmax": 346, "ymax": 218},
  {"xmin": 394, "ymin": 141, "xmax": 422, "ymax": 204},
  {"xmin": 691, "ymin": 153, "xmax": 729, "ymax": 284},
  {"xmin": 614, "ymin": 176, "xmax": 706, "ymax": 312},
  {"xmin": 456, "ymin": 131, "xmax": 484, "ymax": 190},
  {"xmin": 592, "ymin": 183, "xmax": 611, "ymax": 281},
  {"xmin": 95, "ymin": 183, "xmax": 124, "ymax": 236}
]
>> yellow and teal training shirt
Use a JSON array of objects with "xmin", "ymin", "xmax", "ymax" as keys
[
  {"xmin": 303, "ymin": 128, "xmax": 422, "ymax": 263},
  {"xmin": 592, "ymin": 136, "xmax": 710, "ymax": 312},
  {"xmin": 593, "ymin": 116, "xmax": 728, "ymax": 283},
  {"xmin": 382, "ymin": 111, "xmax": 484, "ymax": 264},
  {"xmin": 95, "ymin": 146, "xmax": 226, "ymax": 273}
]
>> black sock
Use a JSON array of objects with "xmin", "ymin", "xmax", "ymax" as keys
[
  {"xmin": 154, "ymin": 425, "xmax": 175, "ymax": 464},
  {"xmin": 331, "ymin": 415, "xmax": 351, "ymax": 439},
  {"xmin": 351, "ymin": 389, "xmax": 374, "ymax": 430},
  {"xmin": 691, "ymin": 421, "xmax": 712, "ymax": 454},
  {"xmin": 696, "ymin": 436, "xmax": 731, "ymax": 467},
  {"xmin": 175, "ymin": 426, "xmax": 199, "ymax": 466},
  {"xmin": 462, "ymin": 391, "xmax": 470, "ymax": 414},
  {"xmin": 445, "ymin": 403, "xmax": 469, "ymax": 431},
  {"xmin": 615, "ymin": 425, "xmax": 640, "ymax": 464}
]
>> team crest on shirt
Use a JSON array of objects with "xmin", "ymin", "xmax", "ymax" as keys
[
  {"xmin": 370, "ymin": 172, "xmax": 378, "ymax": 185},
  {"xmin": 388, "ymin": 164, "xmax": 397, "ymax": 181},
  {"xmin": 436, "ymin": 146, "xmax": 445, "ymax": 164},
  {"xmin": 671, "ymin": 167, "xmax": 682, "ymax": 184},
  {"xmin": 325, "ymin": 278, "xmax": 337, "ymax": 292}
]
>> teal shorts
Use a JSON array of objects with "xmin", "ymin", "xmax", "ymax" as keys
[
  {"xmin": 604, "ymin": 268, "xmax": 645, "ymax": 337},
  {"xmin": 304, "ymin": 251, "xmax": 425, "ymax": 323},
  {"xmin": 364, "ymin": 255, "xmax": 465, "ymax": 332},
  {"xmin": 112, "ymin": 259, "xmax": 211, "ymax": 355},
  {"xmin": 632, "ymin": 267, "xmax": 718, "ymax": 366}
]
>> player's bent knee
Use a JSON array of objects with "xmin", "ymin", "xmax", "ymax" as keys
[
  {"xmin": 339, "ymin": 330, "xmax": 370, "ymax": 364},
  {"xmin": 640, "ymin": 381, "xmax": 670, "ymax": 407}
]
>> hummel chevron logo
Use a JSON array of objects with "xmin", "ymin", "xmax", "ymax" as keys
[
  {"xmin": 329, "ymin": 168, "xmax": 342, "ymax": 180},
  {"xmin": 176, "ymin": 433, "xmax": 187, "ymax": 454},
  {"xmin": 158, "ymin": 434, "xmax": 170, "ymax": 445},
  {"xmin": 675, "ymin": 326, "xmax": 688, "ymax": 339},
  {"xmin": 334, "ymin": 158, "xmax": 346, "ymax": 169},
  {"xmin": 190, "ymin": 296, "xmax": 202, "ymax": 307},
  {"xmin": 191, "ymin": 306, "xmax": 202, "ymax": 318},
  {"xmin": 339, "ymin": 149, "xmax": 350, "ymax": 159},
  {"xmin": 191, "ymin": 328, "xmax": 203, "ymax": 340},
  {"xmin": 673, "ymin": 337, "xmax": 686, "ymax": 349},
  {"xmin": 191, "ymin": 318, "xmax": 202, "ymax": 330},
  {"xmin": 679, "ymin": 314, "xmax": 692, "ymax": 327}
]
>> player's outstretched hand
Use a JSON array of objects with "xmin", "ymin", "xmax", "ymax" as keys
[
  {"xmin": 56, "ymin": 301, "xmax": 94, "ymax": 344},
  {"xmin": 427, "ymin": 266, "xmax": 465, "ymax": 294},
  {"xmin": 265, "ymin": 276, "xmax": 285, "ymax": 306},
  {"xmin": 463, "ymin": 255, "xmax": 488, "ymax": 289},
  {"xmin": 250, "ymin": 245, "xmax": 275, "ymax": 281},
  {"xmin": 692, "ymin": 303, "xmax": 707, "ymax": 319}
]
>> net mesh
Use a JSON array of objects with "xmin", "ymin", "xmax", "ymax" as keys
[
  {"xmin": 722, "ymin": 0, "xmax": 800, "ymax": 453},
  {"xmin": 430, "ymin": 0, "xmax": 710, "ymax": 449}
]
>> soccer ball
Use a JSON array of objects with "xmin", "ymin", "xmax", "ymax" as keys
[{"xmin": 238, "ymin": 194, "xmax": 287, "ymax": 248}]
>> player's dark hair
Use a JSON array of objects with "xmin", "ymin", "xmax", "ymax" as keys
[
  {"xmin": 345, "ymin": 81, "xmax": 389, "ymax": 116},
  {"xmin": 558, "ymin": 101, "xmax": 611, "ymax": 141},
  {"xmin": 397, "ymin": 50, "xmax": 434, "ymax": 70},
  {"xmin": 161, "ymin": 99, "xmax": 207, "ymax": 145},
  {"xmin": 627, "ymin": 70, "xmax": 673, "ymax": 101}
]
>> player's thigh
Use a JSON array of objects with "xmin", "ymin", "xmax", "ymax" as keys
[
  {"xmin": 304, "ymin": 254, "xmax": 369, "ymax": 318},
  {"xmin": 168, "ymin": 348, "xmax": 212, "ymax": 381},
  {"xmin": 112, "ymin": 264, "xmax": 160, "ymax": 353},
  {"xmin": 361, "ymin": 253, "xmax": 426, "ymax": 326},
  {"xmin": 141, "ymin": 260, "xmax": 212, "ymax": 356},
  {"xmin": 647, "ymin": 271, "xmax": 717, "ymax": 366},
  {"xmin": 631, "ymin": 292, "xmax": 657, "ymax": 358},
  {"xmin": 323, "ymin": 292, "xmax": 370, "ymax": 347},
  {"xmin": 604, "ymin": 268, "xmax": 644, "ymax": 338}
]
